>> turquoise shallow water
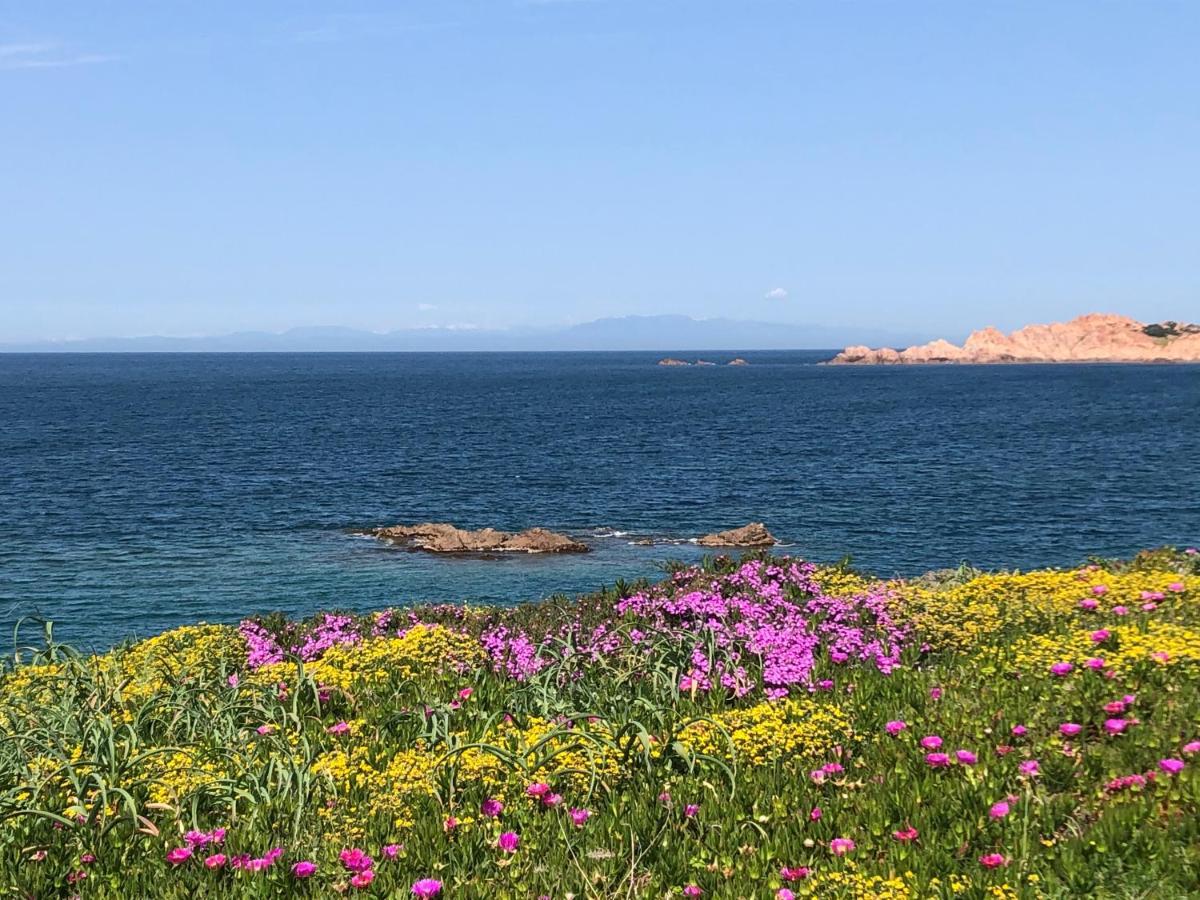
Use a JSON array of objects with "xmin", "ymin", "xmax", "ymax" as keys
[{"xmin": 1, "ymin": 351, "xmax": 1197, "ymax": 651}]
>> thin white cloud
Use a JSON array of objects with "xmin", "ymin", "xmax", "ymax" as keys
[
  {"xmin": 764, "ymin": 287, "xmax": 788, "ymax": 301},
  {"xmin": 0, "ymin": 42, "xmax": 119, "ymax": 71},
  {"xmin": 417, "ymin": 303, "xmax": 438, "ymax": 312}
]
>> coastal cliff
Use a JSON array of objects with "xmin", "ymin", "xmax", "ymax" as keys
[{"xmin": 830, "ymin": 314, "xmax": 1200, "ymax": 364}]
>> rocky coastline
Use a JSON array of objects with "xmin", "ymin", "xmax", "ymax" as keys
[{"xmin": 829, "ymin": 314, "xmax": 1200, "ymax": 365}]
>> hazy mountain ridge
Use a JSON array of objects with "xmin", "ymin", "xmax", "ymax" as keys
[{"xmin": 1, "ymin": 316, "xmax": 934, "ymax": 353}]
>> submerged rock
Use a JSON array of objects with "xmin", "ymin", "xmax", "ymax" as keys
[
  {"xmin": 359, "ymin": 523, "xmax": 589, "ymax": 554},
  {"xmin": 728, "ymin": 358, "xmax": 749, "ymax": 366},
  {"xmin": 696, "ymin": 522, "xmax": 777, "ymax": 548},
  {"xmin": 657, "ymin": 358, "xmax": 691, "ymax": 366}
]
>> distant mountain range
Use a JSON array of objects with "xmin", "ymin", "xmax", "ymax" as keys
[{"xmin": 0, "ymin": 316, "xmax": 936, "ymax": 353}]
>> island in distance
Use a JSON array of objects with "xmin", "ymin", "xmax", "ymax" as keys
[{"xmin": 830, "ymin": 314, "xmax": 1200, "ymax": 364}]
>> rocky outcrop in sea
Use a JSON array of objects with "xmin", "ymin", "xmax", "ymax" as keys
[{"xmin": 358, "ymin": 523, "xmax": 589, "ymax": 554}]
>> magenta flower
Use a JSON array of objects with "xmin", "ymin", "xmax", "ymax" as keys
[
  {"xmin": 829, "ymin": 837, "xmax": 856, "ymax": 856},
  {"xmin": 382, "ymin": 844, "xmax": 401, "ymax": 859},
  {"xmin": 929, "ymin": 687, "xmax": 942, "ymax": 700},
  {"xmin": 778, "ymin": 890, "xmax": 796, "ymax": 900},
  {"xmin": 292, "ymin": 861, "xmax": 317, "ymax": 878},
  {"xmin": 526, "ymin": 782, "xmax": 550, "ymax": 798},
  {"xmin": 204, "ymin": 853, "xmax": 226, "ymax": 869},
  {"xmin": 892, "ymin": 825, "xmax": 919, "ymax": 842},
  {"xmin": 1104, "ymin": 718, "xmax": 1127, "ymax": 734},
  {"xmin": 684, "ymin": 804, "xmax": 701, "ymax": 818},
  {"xmin": 1104, "ymin": 700, "xmax": 1126, "ymax": 714},
  {"xmin": 809, "ymin": 806, "xmax": 822, "ymax": 821},
  {"xmin": 1091, "ymin": 585, "xmax": 1108, "ymax": 595},
  {"xmin": 989, "ymin": 801, "xmax": 1010, "ymax": 819},
  {"xmin": 569, "ymin": 808, "xmax": 591, "ymax": 827},
  {"xmin": 1183, "ymin": 741, "xmax": 1200, "ymax": 755},
  {"xmin": 1019, "ymin": 759, "xmax": 1040, "ymax": 777},
  {"xmin": 166, "ymin": 847, "xmax": 193, "ymax": 865},
  {"xmin": 327, "ymin": 721, "xmax": 350, "ymax": 735},
  {"xmin": 1079, "ymin": 598, "xmax": 1098, "ymax": 610},
  {"xmin": 1086, "ymin": 657, "xmax": 1105, "ymax": 669},
  {"xmin": 481, "ymin": 797, "xmax": 503, "ymax": 818},
  {"xmin": 920, "ymin": 735, "xmax": 943, "ymax": 750},
  {"xmin": 925, "ymin": 752, "xmax": 951, "ymax": 767},
  {"xmin": 885, "ymin": 720, "xmax": 907, "ymax": 735},
  {"xmin": 979, "ymin": 853, "xmax": 1009, "ymax": 869},
  {"xmin": 1060, "ymin": 722, "xmax": 1082, "ymax": 737},
  {"xmin": 1011, "ymin": 724, "xmax": 1027, "ymax": 737},
  {"xmin": 350, "ymin": 870, "xmax": 375, "ymax": 889},
  {"xmin": 1050, "ymin": 662, "xmax": 1073, "ymax": 676},
  {"xmin": 497, "ymin": 831, "xmax": 520, "ymax": 853},
  {"xmin": 340, "ymin": 848, "xmax": 373, "ymax": 873},
  {"xmin": 411, "ymin": 880, "xmax": 443, "ymax": 899},
  {"xmin": 955, "ymin": 749, "xmax": 977, "ymax": 765},
  {"xmin": 1089, "ymin": 629, "xmax": 1110, "ymax": 643},
  {"xmin": 780, "ymin": 866, "xmax": 811, "ymax": 882},
  {"xmin": 1167, "ymin": 581, "xmax": 1184, "ymax": 592},
  {"xmin": 1160, "ymin": 758, "xmax": 1185, "ymax": 775},
  {"xmin": 1112, "ymin": 605, "xmax": 1129, "ymax": 616},
  {"xmin": 683, "ymin": 886, "xmax": 703, "ymax": 898}
]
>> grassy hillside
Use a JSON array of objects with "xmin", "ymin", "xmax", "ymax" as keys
[{"xmin": 2, "ymin": 549, "xmax": 1198, "ymax": 898}]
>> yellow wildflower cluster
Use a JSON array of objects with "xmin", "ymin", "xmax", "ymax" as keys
[
  {"xmin": 138, "ymin": 749, "xmax": 230, "ymax": 807},
  {"xmin": 896, "ymin": 569, "xmax": 1196, "ymax": 652},
  {"xmin": 1008, "ymin": 621, "xmax": 1200, "ymax": 674},
  {"xmin": 812, "ymin": 566, "xmax": 875, "ymax": 598},
  {"xmin": 312, "ymin": 743, "xmax": 438, "ymax": 837},
  {"xmin": 791, "ymin": 869, "xmax": 914, "ymax": 899},
  {"xmin": 679, "ymin": 699, "xmax": 851, "ymax": 766},
  {"xmin": 253, "ymin": 624, "xmax": 484, "ymax": 694}
]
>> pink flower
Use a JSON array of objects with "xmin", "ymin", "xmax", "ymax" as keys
[
  {"xmin": 542, "ymin": 792, "xmax": 563, "ymax": 807},
  {"xmin": 809, "ymin": 806, "xmax": 822, "ymax": 821},
  {"xmin": 525, "ymin": 782, "xmax": 551, "ymax": 798},
  {"xmin": 683, "ymin": 886, "xmax": 703, "ymax": 898},
  {"xmin": 1060, "ymin": 723, "xmax": 1082, "ymax": 737},
  {"xmin": 925, "ymin": 752, "xmax": 951, "ymax": 768},
  {"xmin": 481, "ymin": 797, "xmax": 503, "ymax": 818},
  {"xmin": 458, "ymin": 687, "xmax": 473, "ymax": 700},
  {"xmin": 780, "ymin": 866, "xmax": 811, "ymax": 882},
  {"xmin": 327, "ymin": 721, "xmax": 350, "ymax": 735},
  {"xmin": 166, "ymin": 847, "xmax": 193, "ymax": 865},
  {"xmin": 350, "ymin": 870, "xmax": 375, "ymax": 889},
  {"xmin": 1142, "ymin": 602, "xmax": 1158, "ymax": 611},
  {"xmin": 256, "ymin": 724, "xmax": 275, "ymax": 735},
  {"xmin": 778, "ymin": 891, "xmax": 796, "ymax": 900},
  {"xmin": 1079, "ymin": 598, "xmax": 1098, "ymax": 610},
  {"xmin": 1090, "ymin": 629, "xmax": 1110, "ymax": 643},
  {"xmin": 1104, "ymin": 718, "xmax": 1127, "ymax": 734},
  {"xmin": 411, "ymin": 880, "xmax": 443, "ymax": 899},
  {"xmin": 829, "ymin": 837, "xmax": 856, "ymax": 856},
  {"xmin": 569, "ymin": 808, "xmax": 591, "ymax": 827},
  {"xmin": 885, "ymin": 720, "xmax": 907, "ymax": 735},
  {"xmin": 684, "ymin": 804, "xmax": 701, "ymax": 818},
  {"xmin": 989, "ymin": 801, "xmax": 1010, "ymax": 819},
  {"xmin": 1167, "ymin": 582, "xmax": 1184, "ymax": 592},
  {"xmin": 292, "ymin": 861, "xmax": 317, "ymax": 878},
  {"xmin": 1011, "ymin": 725, "xmax": 1027, "ymax": 737},
  {"xmin": 204, "ymin": 853, "xmax": 226, "ymax": 868},
  {"xmin": 1160, "ymin": 758, "xmax": 1185, "ymax": 775},
  {"xmin": 1092, "ymin": 585, "xmax": 1108, "ymax": 595},
  {"xmin": 1019, "ymin": 759, "xmax": 1040, "ymax": 777},
  {"xmin": 80, "ymin": 854, "xmax": 96, "ymax": 865},
  {"xmin": 929, "ymin": 687, "xmax": 943, "ymax": 700},
  {"xmin": 1182, "ymin": 741, "xmax": 1200, "ymax": 755},
  {"xmin": 497, "ymin": 831, "xmax": 520, "ymax": 853},
  {"xmin": 1112, "ymin": 605, "xmax": 1129, "ymax": 616},
  {"xmin": 1152, "ymin": 651, "xmax": 1170, "ymax": 663},
  {"xmin": 1086, "ymin": 657, "xmax": 1105, "ymax": 669},
  {"xmin": 340, "ymin": 848, "xmax": 374, "ymax": 873},
  {"xmin": 920, "ymin": 735, "xmax": 943, "ymax": 750},
  {"xmin": 955, "ymin": 750, "xmax": 977, "ymax": 765},
  {"xmin": 1141, "ymin": 590, "xmax": 1164, "ymax": 601},
  {"xmin": 443, "ymin": 816, "xmax": 458, "ymax": 832},
  {"xmin": 382, "ymin": 844, "xmax": 401, "ymax": 859},
  {"xmin": 979, "ymin": 853, "xmax": 1008, "ymax": 869},
  {"xmin": 892, "ymin": 825, "xmax": 919, "ymax": 842},
  {"xmin": 227, "ymin": 672, "xmax": 239, "ymax": 687},
  {"xmin": 1050, "ymin": 662, "xmax": 1073, "ymax": 676}
]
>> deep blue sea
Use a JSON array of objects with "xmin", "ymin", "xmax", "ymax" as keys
[{"xmin": 2, "ymin": 351, "xmax": 1198, "ymax": 652}]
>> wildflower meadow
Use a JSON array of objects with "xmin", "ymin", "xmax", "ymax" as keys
[{"xmin": 2, "ymin": 548, "xmax": 1199, "ymax": 898}]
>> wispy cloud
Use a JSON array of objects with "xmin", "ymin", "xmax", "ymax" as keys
[
  {"xmin": 764, "ymin": 287, "xmax": 788, "ymax": 301},
  {"xmin": 0, "ymin": 42, "xmax": 119, "ymax": 71}
]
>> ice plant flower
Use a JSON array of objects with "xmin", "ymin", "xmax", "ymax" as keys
[
  {"xmin": 683, "ymin": 886, "xmax": 703, "ymax": 898},
  {"xmin": 481, "ymin": 797, "xmax": 503, "ymax": 818},
  {"xmin": 166, "ymin": 847, "xmax": 193, "ymax": 865},
  {"xmin": 292, "ymin": 861, "xmax": 316, "ymax": 878},
  {"xmin": 809, "ymin": 806, "xmax": 822, "ymax": 821},
  {"xmin": 204, "ymin": 854, "xmax": 226, "ymax": 869},
  {"xmin": 340, "ymin": 848, "xmax": 374, "ymax": 873},
  {"xmin": 1011, "ymin": 724, "xmax": 1027, "ymax": 737},
  {"xmin": 1183, "ymin": 741, "xmax": 1200, "ymax": 755},
  {"xmin": 892, "ymin": 825, "xmax": 919, "ymax": 842},
  {"xmin": 1079, "ymin": 598, "xmax": 1098, "ymax": 610},
  {"xmin": 780, "ymin": 866, "xmax": 811, "ymax": 882},
  {"xmin": 830, "ymin": 837, "xmax": 856, "ymax": 855},
  {"xmin": 1060, "ymin": 723, "xmax": 1082, "ymax": 737},
  {"xmin": 1050, "ymin": 662, "xmax": 1073, "ymax": 676},
  {"xmin": 411, "ymin": 880, "xmax": 443, "ymax": 899},
  {"xmin": 1086, "ymin": 657, "xmax": 1105, "ymax": 669},
  {"xmin": 684, "ymin": 804, "xmax": 701, "ymax": 818},
  {"xmin": 778, "ymin": 891, "xmax": 796, "ymax": 900},
  {"xmin": 327, "ymin": 720, "xmax": 350, "ymax": 735},
  {"xmin": 926, "ymin": 752, "xmax": 951, "ymax": 768},
  {"xmin": 885, "ymin": 720, "xmax": 907, "ymax": 735},
  {"xmin": 382, "ymin": 844, "xmax": 401, "ymax": 859},
  {"xmin": 526, "ymin": 782, "xmax": 551, "ymax": 798},
  {"xmin": 979, "ymin": 853, "xmax": 1009, "ymax": 869},
  {"xmin": 1160, "ymin": 758, "xmax": 1185, "ymax": 775},
  {"xmin": 1104, "ymin": 718, "xmax": 1128, "ymax": 734},
  {"xmin": 569, "ymin": 808, "xmax": 591, "ymax": 827},
  {"xmin": 498, "ymin": 831, "xmax": 520, "ymax": 852},
  {"xmin": 989, "ymin": 801, "xmax": 1010, "ymax": 819},
  {"xmin": 1019, "ymin": 759, "xmax": 1040, "ymax": 777},
  {"xmin": 920, "ymin": 735, "xmax": 943, "ymax": 750},
  {"xmin": 956, "ymin": 750, "xmax": 977, "ymax": 765},
  {"xmin": 350, "ymin": 870, "xmax": 375, "ymax": 888}
]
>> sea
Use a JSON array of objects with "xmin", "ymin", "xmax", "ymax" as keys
[{"xmin": 1, "ymin": 351, "xmax": 1198, "ymax": 652}]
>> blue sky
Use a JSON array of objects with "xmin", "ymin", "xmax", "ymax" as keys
[{"xmin": 1, "ymin": 1, "xmax": 1197, "ymax": 341}]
